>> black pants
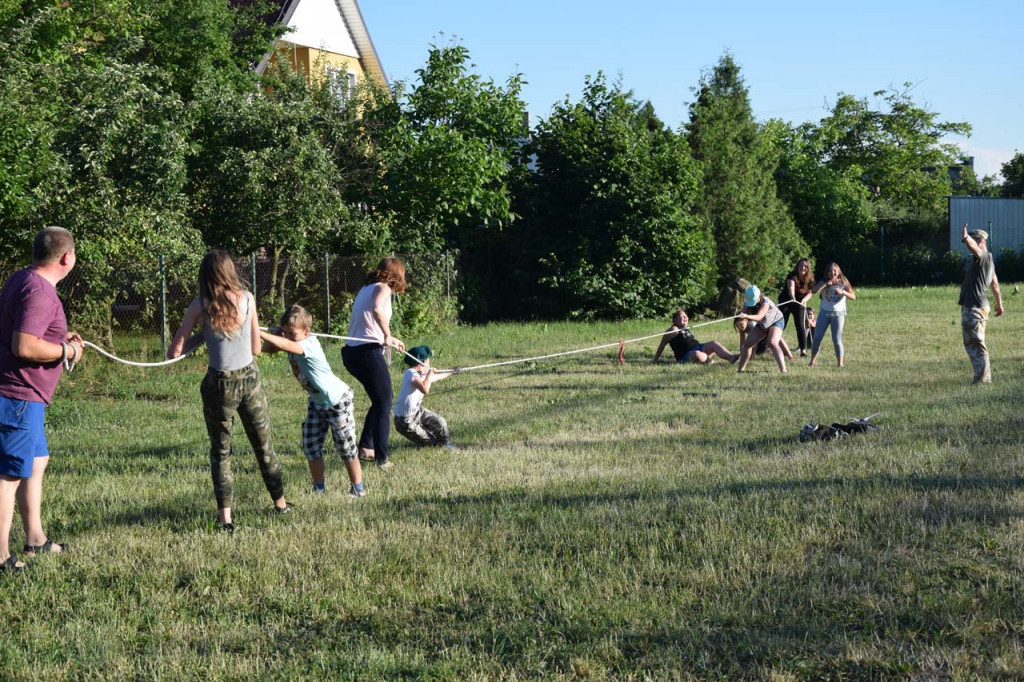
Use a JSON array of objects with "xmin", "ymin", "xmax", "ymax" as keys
[
  {"xmin": 780, "ymin": 301, "xmax": 809, "ymax": 352},
  {"xmin": 342, "ymin": 343, "xmax": 392, "ymax": 464}
]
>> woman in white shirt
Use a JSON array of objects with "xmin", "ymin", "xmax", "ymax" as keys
[
  {"xmin": 809, "ymin": 262, "xmax": 856, "ymax": 368},
  {"xmin": 341, "ymin": 257, "xmax": 406, "ymax": 468}
]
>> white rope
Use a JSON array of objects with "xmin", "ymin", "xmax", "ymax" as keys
[
  {"xmin": 262, "ymin": 329, "xmax": 426, "ymax": 367},
  {"xmin": 79, "ymin": 306, "xmax": 792, "ymax": 373},
  {"xmin": 82, "ymin": 340, "xmax": 200, "ymax": 368},
  {"xmin": 387, "ymin": 313, "xmax": 746, "ymax": 373}
]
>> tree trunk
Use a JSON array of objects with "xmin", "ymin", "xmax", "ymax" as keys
[
  {"xmin": 268, "ymin": 245, "xmax": 281, "ymax": 307},
  {"xmin": 277, "ymin": 257, "xmax": 290, "ymax": 307}
]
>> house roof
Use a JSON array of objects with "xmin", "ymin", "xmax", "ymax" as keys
[{"xmin": 235, "ymin": 0, "xmax": 388, "ymax": 88}]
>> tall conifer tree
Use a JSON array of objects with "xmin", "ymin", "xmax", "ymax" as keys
[{"xmin": 687, "ymin": 53, "xmax": 805, "ymax": 287}]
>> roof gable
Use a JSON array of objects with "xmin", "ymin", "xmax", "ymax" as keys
[
  {"xmin": 237, "ymin": 0, "xmax": 387, "ymax": 87},
  {"xmin": 284, "ymin": 0, "xmax": 359, "ymax": 57}
]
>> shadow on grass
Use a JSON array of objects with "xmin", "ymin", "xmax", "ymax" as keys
[
  {"xmin": 376, "ymin": 472, "xmax": 1024, "ymax": 531},
  {"xmin": 235, "ymin": 471, "xmax": 1024, "ymax": 677}
]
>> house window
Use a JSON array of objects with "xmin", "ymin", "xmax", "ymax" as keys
[{"xmin": 325, "ymin": 65, "xmax": 357, "ymax": 108}]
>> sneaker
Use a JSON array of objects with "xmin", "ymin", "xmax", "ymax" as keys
[
  {"xmin": 219, "ymin": 522, "xmax": 234, "ymax": 535},
  {"xmin": 310, "ymin": 485, "xmax": 327, "ymax": 494},
  {"xmin": 348, "ymin": 484, "xmax": 366, "ymax": 498},
  {"xmin": 376, "ymin": 460, "xmax": 395, "ymax": 471},
  {"xmin": 273, "ymin": 504, "xmax": 293, "ymax": 515}
]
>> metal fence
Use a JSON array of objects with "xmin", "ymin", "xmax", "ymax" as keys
[{"xmin": 0, "ymin": 252, "xmax": 457, "ymax": 358}]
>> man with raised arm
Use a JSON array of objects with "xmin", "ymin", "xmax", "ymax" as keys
[
  {"xmin": 0, "ymin": 226, "xmax": 84, "ymax": 573},
  {"xmin": 958, "ymin": 222, "xmax": 1004, "ymax": 384}
]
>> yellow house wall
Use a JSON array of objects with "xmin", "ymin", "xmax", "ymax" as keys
[{"xmin": 267, "ymin": 43, "xmax": 368, "ymax": 86}]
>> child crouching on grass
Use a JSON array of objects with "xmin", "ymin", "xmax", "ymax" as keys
[
  {"xmin": 260, "ymin": 305, "xmax": 365, "ymax": 498},
  {"xmin": 393, "ymin": 346, "xmax": 456, "ymax": 447}
]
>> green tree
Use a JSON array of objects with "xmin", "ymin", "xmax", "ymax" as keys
[
  {"xmin": 686, "ymin": 53, "xmax": 806, "ymax": 288},
  {"xmin": 26, "ymin": 57, "xmax": 200, "ymax": 340},
  {"xmin": 1001, "ymin": 151, "xmax": 1024, "ymax": 197},
  {"xmin": 516, "ymin": 73, "xmax": 712, "ymax": 319},
  {"xmin": 358, "ymin": 42, "xmax": 527, "ymax": 253},
  {"xmin": 811, "ymin": 86, "xmax": 971, "ymax": 219},
  {"xmin": 951, "ymin": 165, "xmax": 1001, "ymax": 197},
  {"xmin": 773, "ymin": 120, "xmax": 875, "ymax": 267},
  {"xmin": 126, "ymin": 0, "xmax": 285, "ymax": 100},
  {"xmin": 188, "ymin": 61, "xmax": 354, "ymax": 308}
]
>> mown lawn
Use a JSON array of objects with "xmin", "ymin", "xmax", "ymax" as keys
[{"xmin": 2, "ymin": 285, "xmax": 1022, "ymax": 680}]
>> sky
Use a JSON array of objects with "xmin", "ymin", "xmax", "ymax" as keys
[{"xmin": 358, "ymin": 0, "xmax": 1023, "ymax": 179}]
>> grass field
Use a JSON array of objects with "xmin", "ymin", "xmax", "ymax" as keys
[{"xmin": 2, "ymin": 285, "xmax": 1023, "ymax": 680}]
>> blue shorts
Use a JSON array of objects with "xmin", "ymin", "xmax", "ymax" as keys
[
  {"xmin": 0, "ymin": 395, "xmax": 49, "ymax": 479},
  {"xmin": 769, "ymin": 319, "xmax": 785, "ymax": 331},
  {"xmin": 680, "ymin": 343, "xmax": 707, "ymax": 363}
]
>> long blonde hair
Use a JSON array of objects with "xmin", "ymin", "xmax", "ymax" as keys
[
  {"xmin": 199, "ymin": 250, "xmax": 246, "ymax": 333},
  {"xmin": 823, "ymin": 262, "xmax": 854, "ymax": 292}
]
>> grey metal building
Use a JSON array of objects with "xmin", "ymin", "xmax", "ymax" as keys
[{"xmin": 949, "ymin": 197, "xmax": 1024, "ymax": 255}]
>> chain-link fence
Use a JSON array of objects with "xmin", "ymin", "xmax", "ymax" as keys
[{"xmin": 0, "ymin": 252, "xmax": 457, "ymax": 359}]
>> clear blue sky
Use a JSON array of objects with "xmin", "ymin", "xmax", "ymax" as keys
[{"xmin": 359, "ymin": 0, "xmax": 1022, "ymax": 179}]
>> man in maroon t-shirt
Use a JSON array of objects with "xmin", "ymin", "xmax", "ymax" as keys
[{"xmin": 0, "ymin": 226, "xmax": 84, "ymax": 573}]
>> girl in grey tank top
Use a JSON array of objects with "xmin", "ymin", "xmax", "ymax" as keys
[
  {"xmin": 167, "ymin": 250, "xmax": 289, "ymax": 529},
  {"xmin": 204, "ymin": 292, "xmax": 253, "ymax": 371}
]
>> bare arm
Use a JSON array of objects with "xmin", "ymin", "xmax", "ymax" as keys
[
  {"xmin": 410, "ymin": 367, "xmax": 451, "ymax": 395},
  {"xmin": 991, "ymin": 272, "xmax": 1004, "ymax": 316},
  {"xmin": 741, "ymin": 302, "xmax": 770, "ymax": 323},
  {"xmin": 181, "ymin": 333, "xmax": 205, "ymax": 355},
  {"xmin": 259, "ymin": 329, "xmax": 304, "ymax": 356},
  {"xmin": 247, "ymin": 292, "xmax": 262, "ymax": 356},
  {"xmin": 12, "ymin": 332, "xmax": 83, "ymax": 364},
  {"xmin": 811, "ymin": 280, "xmax": 827, "ymax": 295},
  {"xmin": 785, "ymin": 278, "xmax": 796, "ymax": 301},
  {"xmin": 840, "ymin": 281, "xmax": 856, "ymax": 301},
  {"xmin": 371, "ymin": 284, "xmax": 404, "ymax": 352},
  {"xmin": 168, "ymin": 298, "xmax": 203, "ymax": 359},
  {"xmin": 652, "ymin": 326, "xmax": 678, "ymax": 362},
  {"xmin": 962, "ymin": 222, "xmax": 985, "ymax": 259}
]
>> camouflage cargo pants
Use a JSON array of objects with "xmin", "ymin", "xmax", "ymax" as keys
[
  {"xmin": 394, "ymin": 407, "xmax": 449, "ymax": 447},
  {"xmin": 961, "ymin": 306, "xmax": 991, "ymax": 384},
  {"xmin": 200, "ymin": 362, "xmax": 285, "ymax": 508}
]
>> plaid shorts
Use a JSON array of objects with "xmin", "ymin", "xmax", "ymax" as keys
[{"xmin": 301, "ymin": 389, "xmax": 357, "ymax": 461}]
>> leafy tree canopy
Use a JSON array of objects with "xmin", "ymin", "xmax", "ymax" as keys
[
  {"xmin": 687, "ymin": 53, "xmax": 806, "ymax": 288},
  {"xmin": 522, "ymin": 73, "xmax": 713, "ymax": 319},
  {"xmin": 359, "ymin": 41, "xmax": 528, "ymax": 253},
  {"xmin": 1001, "ymin": 152, "xmax": 1024, "ymax": 198},
  {"xmin": 808, "ymin": 85, "xmax": 971, "ymax": 219}
]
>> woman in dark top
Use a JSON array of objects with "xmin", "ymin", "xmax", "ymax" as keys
[
  {"xmin": 652, "ymin": 310, "xmax": 738, "ymax": 364},
  {"xmin": 778, "ymin": 258, "xmax": 814, "ymax": 356}
]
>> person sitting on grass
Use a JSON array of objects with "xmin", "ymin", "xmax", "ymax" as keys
[
  {"xmin": 735, "ymin": 285, "xmax": 791, "ymax": 374},
  {"xmin": 393, "ymin": 346, "xmax": 456, "ymax": 447},
  {"xmin": 260, "ymin": 305, "xmax": 365, "ymax": 498},
  {"xmin": 652, "ymin": 310, "xmax": 739, "ymax": 365}
]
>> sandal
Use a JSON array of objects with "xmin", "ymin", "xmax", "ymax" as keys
[
  {"xmin": 1, "ymin": 554, "xmax": 26, "ymax": 573},
  {"xmin": 23, "ymin": 539, "xmax": 66, "ymax": 557}
]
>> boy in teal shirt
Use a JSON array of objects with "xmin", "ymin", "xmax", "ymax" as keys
[{"xmin": 261, "ymin": 305, "xmax": 364, "ymax": 497}]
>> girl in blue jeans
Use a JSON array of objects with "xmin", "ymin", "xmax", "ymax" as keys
[{"xmin": 809, "ymin": 262, "xmax": 856, "ymax": 368}]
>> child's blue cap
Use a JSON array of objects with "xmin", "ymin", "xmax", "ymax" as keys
[
  {"xmin": 405, "ymin": 345, "xmax": 431, "ymax": 367},
  {"xmin": 744, "ymin": 285, "xmax": 760, "ymax": 308}
]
